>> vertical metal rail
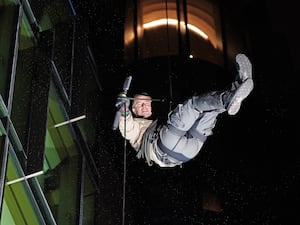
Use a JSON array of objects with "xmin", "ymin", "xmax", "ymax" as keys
[
  {"xmin": 0, "ymin": 4, "xmax": 22, "ymax": 215},
  {"xmin": 69, "ymin": 20, "xmax": 76, "ymax": 107},
  {"xmin": 78, "ymin": 157, "xmax": 85, "ymax": 225}
]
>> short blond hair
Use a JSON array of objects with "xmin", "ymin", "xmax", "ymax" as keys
[{"xmin": 132, "ymin": 92, "xmax": 152, "ymax": 108}]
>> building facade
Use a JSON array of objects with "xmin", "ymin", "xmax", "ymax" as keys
[{"xmin": 0, "ymin": 0, "xmax": 101, "ymax": 224}]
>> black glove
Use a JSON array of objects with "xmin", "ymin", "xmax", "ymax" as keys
[{"xmin": 115, "ymin": 93, "xmax": 130, "ymax": 116}]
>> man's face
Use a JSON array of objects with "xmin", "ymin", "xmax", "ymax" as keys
[{"xmin": 132, "ymin": 95, "xmax": 152, "ymax": 118}]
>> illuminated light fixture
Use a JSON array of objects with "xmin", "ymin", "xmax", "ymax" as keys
[
  {"xmin": 143, "ymin": 18, "xmax": 208, "ymax": 40},
  {"xmin": 186, "ymin": 23, "xmax": 208, "ymax": 40},
  {"xmin": 143, "ymin": 18, "xmax": 178, "ymax": 28},
  {"xmin": 6, "ymin": 171, "xmax": 44, "ymax": 185},
  {"xmin": 54, "ymin": 115, "xmax": 86, "ymax": 128}
]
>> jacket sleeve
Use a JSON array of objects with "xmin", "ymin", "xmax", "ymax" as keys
[{"xmin": 118, "ymin": 113, "xmax": 143, "ymax": 150}]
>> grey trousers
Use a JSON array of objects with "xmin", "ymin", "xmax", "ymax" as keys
[{"xmin": 158, "ymin": 91, "xmax": 226, "ymax": 162}]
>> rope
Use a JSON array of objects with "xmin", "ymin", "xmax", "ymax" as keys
[
  {"xmin": 165, "ymin": 0, "xmax": 173, "ymax": 111},
  {"xmin": 120, "ymin": 0, "xmax": 174, "ymax": 222},
  {"xmin": 121, "ymin": 104, "xmax": 127, "ymax": 225}
]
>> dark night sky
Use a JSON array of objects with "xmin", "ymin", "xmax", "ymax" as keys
[{"xmin": 72, "ymin": 1, "xmax": 299, "ymax": 224}]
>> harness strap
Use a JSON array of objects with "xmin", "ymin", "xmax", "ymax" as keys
[
  {"xmin": 136, "ymin": 119, "xmax": 160, "ymax": 166},
  {"xmin": 187, "ymin": 129, "xmax": 207, "ymax": 143},
  {"xmin": 157, "ymin": 138, "xmax": 190, "ymax": 162}
]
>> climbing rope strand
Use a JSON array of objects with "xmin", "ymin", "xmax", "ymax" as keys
[
  {"xmin": 122, "ymin": 104, "xmax": 127, "ymax": 225},
  {"xmin": 165, "ymin": 0, "xmax": 173, "ymax": 111}
]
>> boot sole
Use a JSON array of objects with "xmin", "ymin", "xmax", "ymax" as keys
[
  {"xmin": 228, "ymin": 79, "xmax": 254, "ymax": 115},
  {"xmin": 236, "ymin": 54, "xmax": 252, "ymax": 81}
]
